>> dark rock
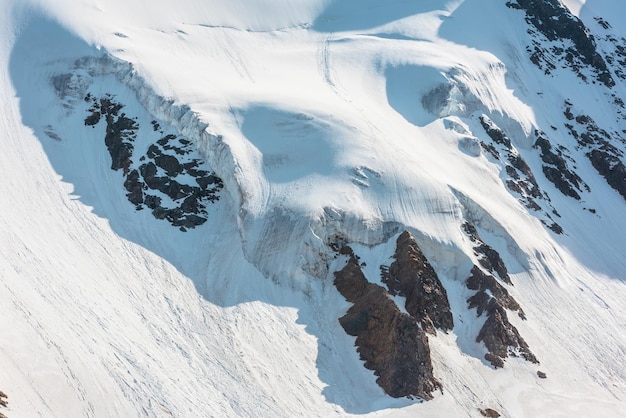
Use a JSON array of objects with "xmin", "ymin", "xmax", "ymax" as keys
[
  {"xmin": 462, "ymin": 223, "xmax": 512, "ymax": 285},
  {"xmin": 124, "ymin": 169, "xmax": 144, "ymax": 206},
  {"xmin": 103, "ymin": 114, "xmax": 137, "ymax": 175},
  {"xmin": 479, "ymin": 116, "xmax": 541, "ymax": 196},
  {"xmin": 151, "ymin": 205, "xmax": 169, "ymax": 220},
  {"xmin": 139, "ymin": 162, "xmax": 157, "ymax": 181},
  {"xmin": 83, "ymin": 94, "xmax": 138, "ymax": 175},
  {"xmin": 144, "ymin": 194, "xmax": 162, "ymax": 210},
  {"xmin": 547, "ymin": 221, "xmax": 564, "ymax": 234},
  {"xmin": 588, "ymin": 149, "xmax": 626, "ymax": 201},
  {"xmin": 162, "ymin": 179, "xmax": 192, "ymax": 201},
  {"xmin": 480, "ymin": 117, "xmax": 511, "ymax": 149},
  {"xmin": 181, "ymin": 194, "xmax": 201, "ymax": 214},
  {"xmin": 147, "ymin": 144, "xmax": 162, "ymax": 159},
  {"xmin": 383, "ymin": 231, "xmax": 453, "ymax": 334},
  {"xmin": 479, "ymin": 116, "xmax": 562, "ymax": 233},
  {"xmin": 466, "ymin": 267, "xmax": 524, "ymax": 318},
  {"xmin": 184, "ymin": 160, "xmax": 210, "ymax": 178},
  {"xmin": 480, "ymin": 141, "xmax": 500, "ymax": 159},
  {"xmin": 335, "ymin": 254, "xmax": 442, "ymax": 400},
  {"xmin": 99, "ymin": 96, "xmax": 124, "ymax": 116},
  {"xmin": 537, "ymin": 370, "xmax": 547, "ymax": 378},
  {"xmin": 564, "ymin": 106, "xmax": 626, "ymax": 202},
  {"xmin": 465, "ymin": 266, "xmax": 537, "ymax": 368},
  {"xmin": 507, "ymin": 0, "xmax": 615, "ymax": 87},
  {"xmin": 178, "ymin": 214, "xmax": 207, "ymax": 227},
  {"xmin": 479, "ymin": 408, "xmax": 501, "ymax": 418},
  {"xmin": 478, "ymin": 305, "xmax": 538, "ymax": 368},
  {"xmin": 157, "ymin": 134, "xmax": 177, "ymax": 146},
  {"xmin": 83, "ymin": 93, "xmax": 223, "ymax": 229},
  {"xmin": 155, "ymin": 154, "xmax": 183, "ymax": 177},
  {"xmin": 196, "ymin": 174, "xmax": 221, "ymax": 189},
  {"xmin": 84, "ymin": 111, "xmax": 101, "ymax": 126},
  {"xmin": 141, "ymin": 168, "xmax": 169, "ymax": 192}
]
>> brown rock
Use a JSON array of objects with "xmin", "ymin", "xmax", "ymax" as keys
[
  {"xmin": 479, "ymin": 408, "xmax": 501, "ymax": 418},
  {"xmin": 462, "ymin": 222, "xmax": 512, "ymax": 285},
  {"xmin": 466, "ymin": 266, "xmax": 537, "ymax": 368},
  {"xmin": 466, "ymin": 267, "xmax": 524, "ymax": 319},
  {"xmin": 477, "ymin": 305, "xmax": 538, "ymax": 368},
  {"xmin": 335, "ymin": 254, "xmax": 441, "ymax": 399},
  {"xmin": 383, "ymin": 231, "xmax": 453, "ymax": 334}
]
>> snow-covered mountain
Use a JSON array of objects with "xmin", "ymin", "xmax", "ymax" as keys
[{"xmin": 1, "ymin": 0, "xmax": 625, "ymax": 416}]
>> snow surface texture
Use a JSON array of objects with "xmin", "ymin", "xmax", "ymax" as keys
[{"xmin": 1, "ymin": 0, "xmax": 626, "ymax": 417}]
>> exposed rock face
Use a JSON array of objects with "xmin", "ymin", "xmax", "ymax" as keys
[
  {"xmin": 591, "ymin": 17, "xmax": 626, "ymax": 83},
  {"xmin": 533, "ymin": 130, "xmax": 588, "ymax": 201},
  {"xmin": 478, "ymin": 303, "xmax": 537, "ymax": 368},
  {"xmin": 564, "ymin": 104, "xmax": 626, "ymax": 202},
  {"xmin": 479, "ymin": 115, "xmax": 563, "ymax": 234},
  {"xmin": 466, "ymin": 267, "xmax": 524, "ymax": 320},
  {"xmin": 479, "ymin": 408, "xmax": 501, "ymax": 418},
  {"xmin": 0, "ymin": 390, "xmax": 7, "ymax": 410},
  {"xmin": 382, "ymin": 231, "xmax": 453, "ymax": 334},
  {"xmin": 467, "ymin": 267, "xmax": 537, "ymax": 368},
  {"xmin": 85, "ymin": 94, "xmax": 137, "ymax": 174},
  {"xmin": 461, "ymin": 222, "xmax": 536, "ymax": 367},
  {"xmin": 462, "ymin": 222, "xmax": 511, "ymax": 285},
  {"xmin": 84, "ymin": 94, "xmax": 223, "ymax": 230},
  {"xmin": 507, "ymin": 0, "xmax": 614, "ymax": 87},
  {"xmin": 334, "ymin": 248, "xmax": 441, "ymax": 400}
]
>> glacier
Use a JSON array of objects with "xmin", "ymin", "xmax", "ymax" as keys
[{"xmin": 1, "ymin": 0, "xmax": 626, "ymax": 417}]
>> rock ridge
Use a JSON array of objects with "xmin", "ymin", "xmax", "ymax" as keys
[
  {"xmin": 334, "ymin": 246, "xmax": 441, "ymax": 400},
  {"xmin": 381, "ymin": 231, "xmax": 454, "ymax": 334}
]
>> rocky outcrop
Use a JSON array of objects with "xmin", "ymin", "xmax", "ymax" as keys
[
  {"xmin": 563, "ymin": 103, "xmax": 626, "ymax": 202},
  {"xmin": 592, "ymin": 17, "xmax": 626, "ymax": 82},
  {"xmin": 84, "ymin": 93, "xmax": 223, "ymax": 230},
  {"xmin": 507, "ymin": 0, "xmax": 614, "ymax": 87},
  {"xmin": 466, "ymin": 267, "xmax": 524, "ymax": 320},
  {"xmin": 85, "ymin": 94, "xmax": 137, "ymax": 175},
  {"xmin": 467, "ymin": 267, "xmax": 537, "ymax": 368},
  {"xmin": 462, "ymin": 223, "xmax": 511, "ymax": 285},
  {"xmin": 479, "ymin": 408, "xmax": 501, "ymax": 418},
  {"xmin": 0, "ymin": 390, "xmax": 6, "ymax": 408},
  {"xmin": 479, "ymin": 116, "xmax": 563, "ymax": 234},
  {"xmin": 533, "ymin": 130, "xmax": 588, "ymax": 200},
  {"xmin": 381, "ymin": 231, "xmax": 453, "ymax": 334},
  {"xmin": 334, "ymin": 248, "xmax": 441, "ymax": 399},
  {"xmin": 462, "ymin": 222, "xmax": 536, "ymax": 367}
]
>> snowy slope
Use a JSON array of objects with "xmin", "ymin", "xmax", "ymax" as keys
[{"xmin": 1, "ymin": 0, "xmax": 626, "ymax": 417}]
